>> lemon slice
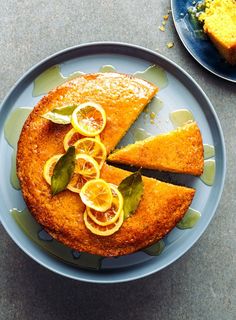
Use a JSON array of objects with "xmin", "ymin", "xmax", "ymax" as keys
[
  {"xmin": 84, "ymin": 209, "xmax": 124, "ymax": 236},
  {"xmin": 71, "ymin": 102, "xmax": 106, "ymax": 136},
  {"xmin": 87, "ymin": 184, "xmax": 123, "ymax": 226},
  {"xmin": 80, "ymin": 179, "xmax": 113, "ymax": 212},
  {"xmin": 63, "ymin": 128, "xmax": 84, "ymax": 151},
  {"xmin": 67, "ymin": 175, "xmax": 90, "ymax": 194},
  {"xmin": 67, "ymin": 154, "xmax": 100, "ymax": 193},
  {"xmin": 63, "ymin": 128, "xmax": 100, "ymax": 151},
  {"xmin": 43, "ymin": 154, "xmax": 63, "ymax": 185},
  {"xmin": 74, "ymin": 138, "xmax": 106, "ymax": 169}
]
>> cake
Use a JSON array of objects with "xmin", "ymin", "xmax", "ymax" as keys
[
  {"xmin": 108, "ymin": 122, "xmax": 204, "ymax": 176},
  {"xmin": 199, "ymin": 0, "xmax": 236, "ymax": 65},
  {"xmin": 17, "ymin": 73, "xmax": 196, "ymax": 257}
]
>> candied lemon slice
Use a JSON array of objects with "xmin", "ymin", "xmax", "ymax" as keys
[
  {"xmin": 71, "ymin": 102, "xmax": 106, "ymax": 136},
  {"xmin": 84, "ymin": 209, "xmax": 124, "ymax": 236},
  {"xmin": 43, "ymin": 154, "xmax": 63, "ymax": 185},
  {"xmin": 67, "ymin": 154, "xmax": 100, "ymax": 193},
  {"xmin": 63, "ymin": 128, "xmax": 100, "ymax": 151},
  {"xmin": 73, "ymin": 138, "xmax": 106, "ymax": 169},
  {"xmin": 87, "ymin": 184, "xmax": 123, "ymax": 226},
  {"xmin": 67, "ymin": 175, "xmax": 91, "ymax": 194},
  {"xmin": 80, "ymin": 179, "xmax": 113, "ymax": 212},
  {"xmin": 74, "ymin": 154, "xmax": 100, "ymax": 176}
]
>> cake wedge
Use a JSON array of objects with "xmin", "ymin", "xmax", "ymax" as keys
[
  {"xmin": 108, "ymin": 121, "xmax": 204, "ymax": 176},
  {"xmin": 198, "ymin": 0, "xmax": 236, "ymax": 65}
]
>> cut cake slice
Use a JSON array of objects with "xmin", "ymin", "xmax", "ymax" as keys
[
  {"xmin": 108, "ymin": 121, "xmax": 204, "ymax": 176},
  {"xmin": 199, "ymin": 0, "xmax": 236, "ymax": 65}
]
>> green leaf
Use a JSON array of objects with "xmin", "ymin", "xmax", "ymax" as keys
[
  {"xmin": 42, "ymin": 105, "xmax": 77, "ymax": 124},
  {"xmin": 118, "ymin": 171, "xmax": 144, "ymax": 219},
  {"xmin": 51, "ymin": 146, "xmax": 76, "ymax": 195}
]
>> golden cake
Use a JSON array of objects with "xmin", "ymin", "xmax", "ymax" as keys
[
  {"xmin": 108, "ymin": 121, "xmax": 204, "ymax": 176},
  {"xmin": 199, "ymin": 0, "xmax": 236, "ymax": 65},
  {"xmin": 17, "ymin": 73, "xmax": 195, "ymax": 257}
]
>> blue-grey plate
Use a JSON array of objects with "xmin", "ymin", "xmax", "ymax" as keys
[
  {"xmin": 0, "ymin": 42, "xmax": 226, "ymax": 283},
  {"xmin": 171, "ymin": 0, "xmax": 236, "ymax": 82}
]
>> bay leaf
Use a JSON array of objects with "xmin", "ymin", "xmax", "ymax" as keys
[
  {"xmin": 118, "ymin": 171, "xmax": 144, "ymax": 219},
  {"xmin": 51, "ymin": 146, "xmax": 76, "ymax": 195},
  {"xmin": 42, "ymin": 105, "xmax": 77, "ymax": 124}
]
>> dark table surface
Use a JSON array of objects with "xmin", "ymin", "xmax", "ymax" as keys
[{"xmin": 1, "ymin": 1, "xmax": 235, "ymax": 319}]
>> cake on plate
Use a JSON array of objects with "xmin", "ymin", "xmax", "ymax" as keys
[
  {"xmin": 199, "ymin": 0, "xmax": 236, "ymax": 65},
  {"xmin": 17, "ymin": 72, "xmax": 200, "ymax": 257}
]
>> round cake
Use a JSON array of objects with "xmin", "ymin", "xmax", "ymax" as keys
[{"xmin": 17, "ymin": 73, "xmax": 195, "ymax": 256}]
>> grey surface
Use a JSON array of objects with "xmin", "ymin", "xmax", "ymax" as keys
[{"xmin": 0, "ymin": 0, "xmax": 235, "ymax": 319}]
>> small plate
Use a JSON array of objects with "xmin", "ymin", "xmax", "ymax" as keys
[
  {"xmin": 0, "ymin": 42, "xmax": 226, "ymax": 283},
  {"xmin": 171, "ymin": 0, "xmax": 236, "ymax": 82}
]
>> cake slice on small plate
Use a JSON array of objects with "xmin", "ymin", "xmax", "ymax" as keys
[
  {"xmin": 108, "ymin": 121, "xmax": 204, "ymax": 176},
  {"xmin": 199, "ymin": 0, "xmax": 236, "ymax": 65}
]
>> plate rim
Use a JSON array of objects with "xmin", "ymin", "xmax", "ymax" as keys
[
  {"xmin": 171, "ymin": 0, "xmax": 236, "ymax": 83},
  {"xmin": 0, "ymin": 41, "xmax": 226, "ymax": 283}
]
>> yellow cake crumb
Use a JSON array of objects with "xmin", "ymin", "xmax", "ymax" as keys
[
  {"xmin": 199, "ymin": 0, "xmax": 236, "ymax": 64},
  {"xmin": 167, "ymin": 41, "xmax": 174, "ymax": 48}
]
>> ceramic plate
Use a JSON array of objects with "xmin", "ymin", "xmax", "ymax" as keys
[
  {"xmin": 171, "ymin": 0, "xmax": 236, "ymax": 82},
  {"xmin": 0, "ymin": 42, "xmax": 226, "ymax": 283}
]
